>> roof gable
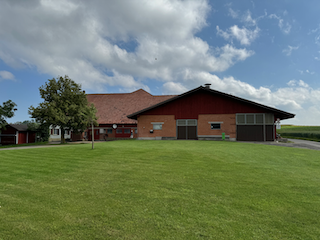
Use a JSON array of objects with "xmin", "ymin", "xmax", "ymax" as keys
[
  {"xmin": 127, "ymin": 86, "xmax": 295, "ymax": 120},
  {"xmin": 87, "ymin": 89, "xmax": 176, "ymax": 124}
]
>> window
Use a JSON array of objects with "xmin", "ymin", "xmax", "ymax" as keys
[
  {"xmin": 151, "ymin": 122, "xmax": 164, "ymax": 130},
  {"xmin": 54, "ymin": 129, "xmax": 59, "ymax": 135},
  {"xmin": 246, "ymin": 114, "xmax": 254, "ymax": 124},
  {"xmin": 237, "ymin": 114, "xmax": 245, "ymax": 124},
  {"xmin": 135, "ymin": 129, "xmax": 138, "ymax": 134},
  {"xmin": 236, "ymin": 113, "xmax": 274, "ymax": 125},
  {"xmin": 107, "ymin": 129, "xmax": 112, "ymax": 134},
  {"xmin": 100, "ymin": 129, "xmax": 105, "ymax": 134},
  {"xmin": 256, "ymin": 114, "xmax": 263, "ymax": 124},
  {"xmin": 116, "ymin": 129, "xmax": 122, "ymax": 134},
  {"xmin": 211, "ymin": 123, "xmax": 221, "ymax": 129},
  {"xmin": 96, "ymin": 130, "xmax": 99, "ymax": 135},
  {"xmin": 176, "ymin": 120, "xmax": 197, "ymax": 126},
  {"xmin": 153, "ymin": 124, "xmax": 162, "ymax": 130},
  {"xmin": 124, "ymin": 129, "xmax": 131, "ymax": 134}
]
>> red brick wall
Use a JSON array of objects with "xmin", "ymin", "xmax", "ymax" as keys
[
  {"xmin": 137, "ymin": 115, "xmax": 176, "ymax": 138},
  {"xmin": 198, "ymin": 114, "xmax": 236, "ymax": 139}
]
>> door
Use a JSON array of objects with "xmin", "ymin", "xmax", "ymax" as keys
[
  {"xmin": 88, "ymin": 129, "xmax": 100, "ymax": 140},
  {"xmin": 177, "ymin": 119, "xmax": 197, "ymax": 140}
]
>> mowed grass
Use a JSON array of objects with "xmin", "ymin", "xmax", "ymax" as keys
[
  {"xmin": 0, "ymin": 141, "xmax": 320, "ymax": 239},
  {"xmin": 278, "ymin": 125, "xmax": 320, "ymax": 141}
]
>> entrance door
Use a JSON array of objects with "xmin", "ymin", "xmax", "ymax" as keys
[{"xmin": 177, "ymin": 119, "xmax": 197, "ymax": 140}]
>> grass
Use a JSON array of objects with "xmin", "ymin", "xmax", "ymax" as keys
[
  {"xmin": 1, "ymin": 140, "xmax": 320, "ymax": 239},
  {"xmin": 0, "ymin": 141, "xmax": 49, "ymax": 148},
  {"xmin": 277, "ymin": 125, "xmax": 320, "ymax": 141}
]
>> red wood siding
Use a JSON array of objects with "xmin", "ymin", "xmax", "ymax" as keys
[
  {"xmin": 1, "ymin": 126, "xmax": 16, "ymax": 135},
  {"xmin": 18, "ymin": 132, "xmax": 27, "ymax": 144},
  {"xmin": 28, "ymin": 133, "xmax": 36, "ymax": 143},
  {"xmin": 142, "ymin": 90, "xmax": 266, "ymax": 119},
  {"xmin": 0, "ymin": 136, "xmax": 15, "ymax": 145}
]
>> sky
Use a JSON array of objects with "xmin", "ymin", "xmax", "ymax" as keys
[{"xmin": 1, "ymin": 0, "xmax": 320, "ymax": 125}]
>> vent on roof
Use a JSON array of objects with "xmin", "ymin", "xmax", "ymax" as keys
[{"xmin": 204, "ymin": 83, "xmax": 211, "ymax": 89}]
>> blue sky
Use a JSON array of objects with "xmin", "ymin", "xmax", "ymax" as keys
[{"xmin": 1, "ymin": 0, "xmax": 320, "ymax": 125}]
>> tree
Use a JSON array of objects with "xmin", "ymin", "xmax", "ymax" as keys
[
  {"xmin": 13, "ymin": 120, "xmax": 50, "ymax": 142},
  {"xmin": 29, "ymin": 76, "xmax": 98, "ymax": 143},
  {"xmin": 0, "ymin": 100, "xmax": 17, "ymax": 129}
]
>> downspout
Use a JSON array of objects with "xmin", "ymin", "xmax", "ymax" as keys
[{"xmin": 263, "ymin": 114, "xmax": 266, "ymax": 141}]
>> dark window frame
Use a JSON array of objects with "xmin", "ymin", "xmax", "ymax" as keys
[{"xmin": 211, "ymin": 123, "xmax": 221, "ymax": 130}]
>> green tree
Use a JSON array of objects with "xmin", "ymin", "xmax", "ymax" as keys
[
  {"xmin": 0, "ymin": 100, "xmax": 17, "ymax": 129},
  {"xmin": 29, "ymin": 76, "xmax": 98, "ymax": 143},
  {"xmin": 13, "ymin": 120, "xmax": 50, "ymax": 142}
]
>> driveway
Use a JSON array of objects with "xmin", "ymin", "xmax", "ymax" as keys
[{"xmin": 248, "ymin": 138, "xmax": 320, "ymax": 151}]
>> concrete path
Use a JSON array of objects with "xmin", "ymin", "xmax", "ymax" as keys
[
  {"xmin": 286, "ymin": 138, "xmax": 320, "ymax": 151},
  {"xmin": 247, "ymin": 139, "xmax": 320, "ymax": 151}
]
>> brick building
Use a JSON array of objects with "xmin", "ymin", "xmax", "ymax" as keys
[
  {"xmin": 76, "ymin": 89, "xmax": 175, "ymax": 141},
  {"xmin": 127, "ymin": 84, "xmax": 295, "ymax": 141}
]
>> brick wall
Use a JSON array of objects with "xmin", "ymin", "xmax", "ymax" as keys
[
  {"xmin": 198, "ymin": 114, "xmax": 236, "ymax": 139},
  {"xmin": 137, "ymin": 115, "xmax": 176, "ymax": 138}
]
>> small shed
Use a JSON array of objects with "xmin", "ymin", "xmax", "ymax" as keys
[{"xmin": 0, "ymin": 124, "xmax": 36, "ymax": 145}]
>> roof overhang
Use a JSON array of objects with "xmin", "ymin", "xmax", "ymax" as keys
[{"xmin": 127, "ymin": 86, "xmax": 295, "ymax": 120}]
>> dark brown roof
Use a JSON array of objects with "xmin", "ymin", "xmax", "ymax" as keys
[
  {"xmin": 87, "ymin": 89, "xmax": 176, "ymax": 124},
  {"xmin": 8, "ymin": 124, "xmax": 29, "ymax": 131},
  {"xmin": 128, "ymin": 86, "xmax": 295, "ymax": 120}
]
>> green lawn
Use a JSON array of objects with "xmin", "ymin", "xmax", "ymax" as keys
[
  {"xmin": 0, "ymin": 141, "xmax": 49, "ymax": 148},
  {"xmin": 277, "ymin": 125, "xmax": 320, "ymax": 141},
  {"xmin": 1, "ymin": 140, "xmax": 320, "ymax": 239}
]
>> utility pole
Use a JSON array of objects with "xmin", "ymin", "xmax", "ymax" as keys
[{"xmin": 92, "ymin": 121, "xmax": 94, "ymax": 149}]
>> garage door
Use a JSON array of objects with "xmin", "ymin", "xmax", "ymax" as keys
[
  {"xmin": 236, "ymin": 113, "xmax": 274, "ymax": 141},
  {"xmin": 177, "ymin": 119, "xmax": 197, "ymax": 140}
]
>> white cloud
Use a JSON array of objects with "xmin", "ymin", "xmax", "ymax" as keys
[
  {"xmin": 242, "ymin": 10, "xmax": 257, "ymax": 26},
  {"xmin": 0, "ymin": 70, "xmax": 15, "ymax": 80},
  {"xmin": 269, "ymin": 13, "xmax": 291, "ymax": 34},
  {"xmin": 162, "ymin": 82, "xmax": 188, "ymax": 95},
  {"xmin": 309, "ymin": 25, "xmax": 320, "ymax": 46},
  {"xmin": 217, "ymin": 25, "xmax": 260, "ymax": 45},
  {"xmin": 282, "ymin": 45, "xmax": 299, "ymax": 56},
  {"xmin": 228, "ymin": 8, "xmax": 238, "ymax": 18},
  {"xmin": 287, "ymin": 80, "xmax": 309, "ymax": 88},
  {"xmin": 0, "ymin": 0, "xmax": 254, "ymax": 92}
]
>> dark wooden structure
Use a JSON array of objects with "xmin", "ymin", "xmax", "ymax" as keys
[{"xmin": 0, "ymin": 124, "xmax": 36, "ymax": 145}]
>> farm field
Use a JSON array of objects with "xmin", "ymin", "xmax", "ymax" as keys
[
  {"xmin": 1, "ymin": 140, "xmax": 320, "ymax": 239},
  {"xmin": 277, "ymin": 125, "xmax": 320, "ymax": 141}
]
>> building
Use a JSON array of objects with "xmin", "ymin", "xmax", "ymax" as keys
[
  {"xmin": 127, "ymin": 84, "xmax": 295, "ymax": 141},
  {"xmin": 0, "ymin": 124, "xmax": 36, "ymax": 145},
  {"xmin": 49, "ymin": 126, "xmax": 72, "ymax": 142},
  {"xmin": 76, "ymin": 89, "xmax": 175, "ymax": 141}
]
